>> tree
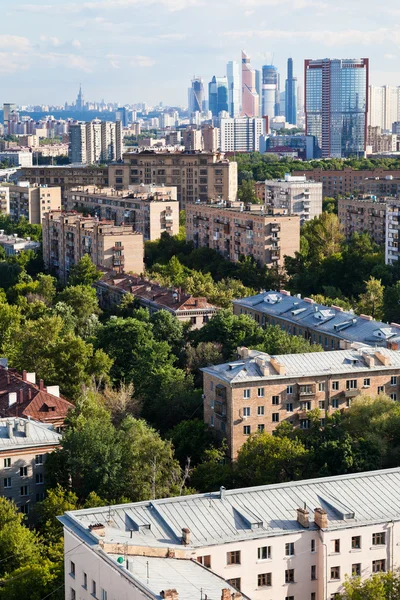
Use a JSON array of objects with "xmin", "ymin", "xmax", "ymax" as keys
[
  {"xmin": 357, "ymin": 277, "xmax": 384, "ymax": 319},
  {"xmin": 185, "ymin": 342, "xmax": 224, "ymax": 387},
  {"xmin": 338, "ymin": 569, "xmax": 400, "ymax": 600},
  {"xmin": 100, "ymin": 382, "xmax": 140, "ymax": 426},
  {"xmin": 302, "ymin": 213, "xmax": 344, "ymax": 262},
  {"xmin": 383, "ymin": 281, "xmax": 400, "ymax": 323},
  {"xmin": 68, "ymin": 255, "xmax": 102, "ymax": 286},
  {"xmin": 190, "ymin": 442, "xmax": 233, "ymax": 492},
  {"xmin": 57, "ymin": 285, "xmax": 100, "ymax": 337},
  {"xmin": 167, "ymin": 419, "xmax": 214, "ymax": 466},
  {"xmin": 0, "ymin": 560, "xmax": 64, "ymax": 600},
  {"xmin": 238, "ymin": 179, "xmax": 260, "ymax": 204},
  {"xmin": 0, "ymin": 498, "xmax": 41, "ymax": 577},
  {"xmin": 150, "ymin": 310, "xmax": 185, "ymax": 355},
  {"xmin": 35, "ymin": 484, "xmax": 78, "ymax": 544}
]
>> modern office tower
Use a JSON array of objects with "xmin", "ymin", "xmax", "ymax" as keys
[
  {"xmin": 76, "ymin": 84, "xmax": 84, "ymax": 111},
  {"xmin": 369, "ymin": 85, "xmax": 400, "ymax": 130},
  {"xmin": 241, "ymin": 51, "xmax": 259, "ymax": 117},
  {"xmin": 219, "ymin": 117, "xmax": 263, "ymax": 152},
  {"xmin": 115, "ymin": 107, "xmax": 130, "ymax": 127},
  {"xmin": 208, "ymin": 76, "xmax": 229, "ymax": 117},
  {"xmin": 3, "ymin": 103, "xmax": 17, "ymax": 134},
  {"xmin": 68, "ymin": 121, "xmax": 122, "ymax": 164},
  {"xmin": 226, "ymin": 61, "xmax": 240, "ymax": 117},
  {"xmin": 189, "ymin": 77, "xmax": 205, "ymax": 114},
  {"xmin": 285, "ymin": 58, "xmax": 297, "ymax": 125},
  {"xmin": 255, "ymin": 69, "xmax": 261, "ymax": 100},
  {"xmin": 261, "ymin": 64, "xmax": 280, "ymax": 121},
  {"xmin": 305, "ymin": 58, "xmax": 369, "ymax": 158}
]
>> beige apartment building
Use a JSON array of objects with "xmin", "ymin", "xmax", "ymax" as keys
[
  {"xmin": 186, "ymin": 201, "xmax": 300, "ymax": 267},
  {"xmin": 9, "ymin": 183, "xmax": 61, "ymax": 224},
  {"xmin": 42, "ymin": 211, "xmax": 144, "ymax": 283},
  {"xmin": 108, "ymin": 150, "xmax": 238, "ymax": 208},
  {"xmin": 20, "ymin": 165, "xmax": 109, "ymax": 202},
  {"xmin": 66, "ymin": 184, "xmax": 179, "ymax": 240},
  {"xmin": 338, "ymin": 195, "xmax": 391, "ymax": 245},
  {"xmin": 202, "ymin": 346, "xmax": 400, "ymax": 460},
  {"xmin": 0, "ymin": 186, "xmax": 9, "ymax": 214}
]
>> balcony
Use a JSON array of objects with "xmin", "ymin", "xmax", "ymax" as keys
[
  {"xmin": 113, "ymin": 245, "xmax": 124, "ymax": 251},
  {"xmin": 215, "ymin": 401, "xmax": 227, "ymax": 420},
  {"xmin": 299, "ymin": 386, "xmax": 315, "ymax": 396},
  {"xmin": 113, "ymin": 255, "xmax": 125, "ymax": 266},
  {"xmin": 345, "ymin": 389, "xmax": 360, "ymax": 398}
]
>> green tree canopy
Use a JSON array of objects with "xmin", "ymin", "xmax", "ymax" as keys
[{"xmin": 68, "ymin": 255, "xmax": 102, "ymax": 286}]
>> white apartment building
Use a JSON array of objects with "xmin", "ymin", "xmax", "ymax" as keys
[
  {"xmin": 264, "ymin": 174, "xmax": 323, "ymax": 223},
  {"xmin": 369, "ymin": 85, "xmax": 400, "ymax": 131},
  {"xmin": 61, "ymin": 468, "xmax": 400, "ymax": 600},
  {"xmin": 385, "ymin": 203, "xmax": 400, "ymax": 264},
  {"xmin": 0, "ymin": 151, "xmax": 33, "ymax": 167},
  {"xmin": 69, "ymin": 121, "xmax": 122, "ymax": 165},
  {"xmin": 220, "ymin": 118, "xmax": 264, "ymax": 152}
]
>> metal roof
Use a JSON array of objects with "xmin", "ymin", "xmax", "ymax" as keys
[
  {"xmin": 233, "ymin": 291, "xmax": 400, "ymax": 347},
  {"xmin": 0, "ymin": 417, "xmax": 61, "ymax": 450},
  {"xmin": 62, "ymin": 468, "xmax": 400, "ymax": 548}
]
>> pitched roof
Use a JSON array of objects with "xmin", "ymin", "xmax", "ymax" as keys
[{"xmin": 0, "ymin": 417, "xmax": 61, "ymax": 450}]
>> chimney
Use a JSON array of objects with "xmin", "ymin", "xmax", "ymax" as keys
[
  {"xmin": 26, "ymin": 372, "xmax": 36, "ymax": 384},
  {"xmin": 220, "ymin": 486, "xmax": 226, "ymax": 500},
  {"xmin": 18, "ymin": 389, "xmax": 24, "ymax": 404},
  {"xmin": 89, "ymin": 523, "xmax": 106, "ymax": 537},
  {"xmin": 161, "ymin": 591, "xmax": 178, "ymax": 600},
  {"xmin": 297, "ymin": 507, "xmax": 309, "ymax": 528},
  {"xmin": 181, "ymin": 528, "xmax": 191, "ymax": 545},
  {"xmin": 24, "ymin": 418, "xmax": 31, "ymax": 438},
  {"xmin": 314, "ymin": 507, "xmax": 328, "ymax": 529},
  {"xmin": 374, "ymin": 351, "xmax": 391, "ymax": 367},
  {"xmin": 22, "ymin": 370, "xmax": 27, "ymax": 381},
  {"xmin": 8, "ymin": 392, "xmax": 17, "ymax": 407},
  {"xmin": 221, "ymin": 590, "xmax": 231, "ymax": 600},
  {"xmin": 47, "ymin": 385, "xmax": 60, "ymax": 398},
  {"xmin": 237, "ymin": 347, "xmax": 249, "ymax": 359},
  {"xmin": 39, "ymin": 379, "xmax": 45, "ymax": 390},
  {"xmin": 6, "ymin": 420, "xmax": 13, "ymax": 438},
  {"xmin": 270, "ymin": 357, "xmax": 286, "ymax": 376}
]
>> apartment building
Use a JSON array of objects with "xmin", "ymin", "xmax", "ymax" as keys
[
  {"xmin": 203, "ymin": 346, "xmax": 400, "ymax": 459},
  {"xmin": 367, "ymin": 126, "xmax": 397, "ymax": 154},
  {"xmin": 0, "ymin": 417, "xmax": 60, "ymax": 519},
  {"xmin": 262, "ymin": 174, "xmax": 323, "ymax": 224},
  {"xmin": 338, "ymin": 195, "xmax": 391, "ymax": 245},
  {"xmin": 20, "ymin": 165, "xmax": 109, "ymax": 202},
  {"xmin": 69, "ymin": 121, "xmax": 123, "ymax": 164},
  {"xmin": 386, "ymin": 204, "xmax": 400, "ymax": 265},
  {"xmin": 8, "ymin": 183, "xmax": 61, "ymax": 224},
  {"xmin": 66, "ymin": 184, "xmax": 179, "ymax": 240},
  {"xmin": 219, "ymin": 117, "xmax": 263, "ymax": 152},
  {"xmin": 0, "ymin": 233, "xmax": 40, "ymax": 256},
  {"xmin": 186, "ymin": 201, "xmax": 300, "ymax": 267},
  {"xmin": 108, "ymin": 150, "xmax": 238, "ymax": 209},
  {"xmin": 292, "ymin": 166, "xmax": 400, "ymax": 198},
  {"xmin": 42, "ymin": 211, "xmax": 144, "ymax": 283},
  {"xmin": 361, "ymin": 175, "xmax": 400, "ymax": 198},
  {"xmin": 0, "ymin": 186, "xmax": 9, "ymax": 214},
  {"xmin": 234, "ymin": 290, "xmax": 400, "ymax": 351},
  {"xmin": 94, "ymin": 273, "xmax": 218, "ymax": 329},
  {"xmin": 61, "ymin": 467, "xmax": 400, "ymax": 600},
  {"xmin": 0, "ymin": 151, "xmax": 33, "ymax": 167}
]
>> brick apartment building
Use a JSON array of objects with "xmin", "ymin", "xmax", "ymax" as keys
[
  {"xmin": 338, "ymin": 195, "xmax": 392, "ymax": 245},
  {"xmin": 42, "ymin": 211, "xmax": 144, "ymax": 283},
  {"xmin": 8, "ymin": 183, "xmax": 61, "ymax": 224},
  {"xmin": 202, "ymin": 346, "xmax": 400, "ymax": 460},
  {"xmin": 66, "ymin": 184, "xmax": 179, "ymax": 240},
  {"xmin": 186, "ymin": 201, "xmax": 300, "ymax": 267}
]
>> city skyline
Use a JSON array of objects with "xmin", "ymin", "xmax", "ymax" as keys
[{"xmin": 2, "ymin": 0, "xmax": 400, "ymax": 106}]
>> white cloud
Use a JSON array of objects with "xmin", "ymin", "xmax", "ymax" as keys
[
  {"xmin": 0, "ymin": 35, "xmax": 31, "ymax": 50},
  {"xmin": 106, "ymin": 53, "xmax": 156, "ymax": 68},
  {"xmin": 384, "ymin": 53, "xmax": 397, "ymax": 60},
  {"xmin": 72, "ymin": 39, "xmax": 81, "ymax": 48},
  {"xmin": 40, "ymin": 35, "xmax": 61, "ymax": 46}
]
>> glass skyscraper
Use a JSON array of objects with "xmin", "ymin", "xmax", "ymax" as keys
[
  {"xmin": 189, "ymin": 77, "xmax": 205, "ymax": 114},
  {"xmin": 261, "ymin": 65, "xmax": 280, "ymax": 120},
  {"xmin": 209, "ymin": 76, "xmax": 229, "ymax": 117},
  {"xmin": 305, "ymin": 58, "xmax": 369, "ymax": 158},
  {"xmin": 227, "ymin": 61, "xmax": 240, "ymax": 117},
  {"xmin": 285, "ymin": 58, "xmax": 297, "ymax": 125}
]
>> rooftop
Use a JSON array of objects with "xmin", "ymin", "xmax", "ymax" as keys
[
  {"xmin": 234, "ymin": 290, "xmax": 400, "ymax": 348},
  {"xmin": 0, "ymin": 417, "xmax": 61, "ymax": 450},
  {"xmin": 69, "ymin": 184, "xmax": 177, "ymax": 200},
  {"xmin": 60, "ymin": 468, "xmax": 400, "ymax": 549}
]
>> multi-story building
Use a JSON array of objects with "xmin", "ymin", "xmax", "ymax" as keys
[
  {"xmin": 182, "ymin": 128, "xmax": 203, "ymax": 151},
  {"xmin": 0, "ymin": 233, "xmax": 40, "ymax": 256},
  {"xmin": 0, "ymin": 186, "xmax": 9, "ymax": 214},
  {"xmin": 261, "ymin": 64, "xmax": 280, "ymax": 123},
  {"xmin": 262, "ymin": 174, "xmax": 322, "ymax": 223},
  {"xmin": 0, "ymin": 150, "xmax": 33, "ymax": 167},
  {"xmin": 369, "ymin": 85, "xmax": 400, "ymax": 130},
  {"xmin": 386, "ymin": 203, "xmax": 400, "ymax": 265},
  {"xmin": 259, "ymin": 134, "xmax": 316, "ymax": 160},
  {"xmin": 188, "ymin": 77, "xmax": 205, "ymax": 114},
  {"xmin": 186, "ymin": 201, "xmax": 300, "ymax": 267},
  {"xmin": 202, "ymin": 126, "xmax": 220, "ymax": 152},
  {"xmin": 203, "ymin": 346, "xmax": 400, "ymax": 459},
  {"xmin": 220, "ymin": 118, "xmax": 263, "ymax": 152},
  {"xmin": 367, "ymin": 126, "xmax": 397, "ymax": 154},
  {"xmin": 361, "ymin": 175, "xmax": 400, "ymax": 198},
  {"xmin": 61, "ymin": 466, "xmax": 400, "ymax": 600},
  {"xmin": 69, "ymin": 120, "xmax": 122, "ymax": 164},
  {"xmin": 305, "ymin": 58, "xmax": 369, "ymax": 158},
  {"xmin": 0, "ymin": 417, "xmax": 60, "ymax": 518},
  {"xmin": 227, "ymin": 60, "xmax": 240, "ymax": 118},
  {"xmin": 66, "ymin": 185, "xmax": 179, "ymax": 240},
  {"xmin": 338, "ymin": 195, "xmax": 391, "ymax": 245},
  {"xmin": 108, "ymin": 151, "xmax": 237, "ymax": 209},
  {"xmin": 42, "ymin": 211, "xmax": 144, "ymax": 283},
  {"xmin": 8, "ymin": 183, "xmax": 61, "ymax": 224},
  {"xmin": 234, "ymin": 290, "xmax": 400, "ymax": 351},
  {"xmin": 95, "ymin": 273, "xmax": 218, "ymax": 328},
  {"xmin": 285, "ymin": 58, "xmax": 297, "ymax": 126},
  {"xmin": 241, "ymin": 51, "xmax": 259, "ymax": 118},
  {"xmin": 209, "ymin": 76, "xmax": 229, "ymax": 117}
]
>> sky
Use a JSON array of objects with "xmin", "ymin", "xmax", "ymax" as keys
[{"xmin": 2, "ymin": 0, "xmax": 400, "ymax": 107}]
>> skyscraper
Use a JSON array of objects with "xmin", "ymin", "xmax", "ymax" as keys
[
  {"xmin": 285, "ymin": 58, "xmax": 297, "ymax": 125},
  {"xmin": 226, "ymin": 61, "xmax": 240, "ymax": 117},
  {"xmin": 241, "ymin": 51, "xmax": 259, "ymax": 117},
  {"xmin": 368, "ymin": 85, "xmax": 400, "ymax": 130},
  {"xmin": 76, "ymin": 85, "xmax": 84, "ymax": 112},
  {"xmin": 261, "ymin": 65, "xmax": 280, "ymax": 121},
  {"xmin": 305, "ymin": 58, "xmax": 369, "ymax": 158},
  {"xmin": 3, "ymin": 103, "xmax": 17, "ymax": 135},
  {"xmin": 189, "ymin": 77, "xmax": 205, "ymax": 114},
  {"xmin": 208, "ymin": 76, "xmax": 229, "ymax": 117}
]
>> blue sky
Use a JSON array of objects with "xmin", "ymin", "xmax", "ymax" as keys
[{"xmin": 2, "ymin": 0, "xmax": 400, "ymax": 106}]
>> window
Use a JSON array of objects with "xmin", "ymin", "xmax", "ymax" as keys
[
  {"xmin": 210, "ymin": 415, "xmax": 214, "ymax": 427},
  {"xmin": 243, "ymin": 407, "xmax": 250, "ymax": 417},
  {"xmin": 258, "ymin": 424, "xmax": 265, "ymax": 433},
  {"xmin": 333, "ymin": 539, "xmax": 340, "ymax": 553},
  {"xmin": 285, "ymin": 542, "xmax": 295, "ymax": 556},
  {"xmin": 285, "ymin": 569, "xmax": 295, "ymax": 583},
  {"xmin": 92, "ymin": 580, "xmax": 97, "ymax": 597},
  {"xmin": 287, "ymin": 386, "xmax": 293, "ymax": 394},
  {"xmin": 243, "ymin": 425, "xmax": 251, "ymax": 435},
  {"xmin": 332, "ymin": 381, "xmax": 339, "ymax": 390},
  {"xmin": 220, "ymin": 422, "xmax": 226, "ymax": 433},
  {"xmin": 36, "ymin": 473, "xmax": 44, "ymax": 485},
  {"xmin": 20, "ymin": 486, "xmax": 28, "ymax": 496},
  {"xmin": 391, "ymin": 393, "xmax": 397, "ymax": 401},
  {"xmin": 311, "ymin": 539, "xmax": 316, "ymax": 553},
  {"xmin": 332, "ymin": 398, "xmax": 339, "ymax": 409},
  {"xmin": 372, "ymin": 559, "xmax": 386, "ymax": 573},
  {"xmin": 243, "ymin": 389, "xmax": 250, "ymax": 399},
  {"xmin": 272, "ymin": 413, "xmax": 279, "ymax": 423},
  {"xmin": 226, "ymin": 578, "xmax": 241, "ymax": 591},
  {"xmin": 70, "ymin": 561, "xmax": 75, "ymax": 577},
  {"xmin": 20, "ymin": 466, "xmax": 28, "ymax": 477},
  {"xmin": 258, "ymin": 387, "xmax": 264, "ymax": 397},
  {"xmin": 286, "ymin": 597, "xmax": 294, "ymax": 600},
  {"xmin": 391, "ymin": 376, "xmax": 397, "ymax": 385},
  {"xmin": 311, "ymin": 565, "xmax": 316, "ymax": 580},
  {"xmin": 311, "ymin": 594, "xmax": 316, "ymax": 600},
  {"xmin": 346, "ymin": 380, "xmax": 357, "ymax": 390},
  {"xmin": 372, "ymin": 532, "xmax": 386, "ymax": 545},
  {"xmin": 210, "ymin": 381, "xmax": 214, "ymax": 391},
  {"xmin": 35, "ymin": 455, "xmax": 43, "ymax": 465},
  {"xmin": 272, "ymin": 395, "xmax": 279, "ymax": 405},
  {"xmin": 36, "ymin": 492, "xmax": 45, "ymax": 502},
  {"xmin": 4, "ymin": 478, "xmax": 11, "ymax": 488},
  {"xmin": 71, "ymin": 589, "xmax": 76, "ymax": 600},
  {"xmin": 258, "ymin": 546, "xmax": 271, "ymax": 560},
  {"xmin": 319, "ymin": 401, "xmax": 325, "ymax": 409},
  {"xmin": 352, "ymin": 563, "xmax": 361, "ymax": 576},
  {"xmin": 318, "ymin": 382, "xmax": 325, "ymax": 392},
  {"xmin": 197, "ymin": 555, "xmax": 211, "ymax": 568},
  {"xmin": 364, "ymin": 378, "xmax": 370, "ymax": 387},
  {"xmin": 352, "ymin": 536, "xmax": 361, "ymax": 549},
  {"xmin": 83, "ymin": 573, "xmax": 87, "ymax": 589},
  {"xmin": 258, "ymin": 573, "xmax": 271, "ymax": 587},
  {"xmin": 21, "ymin": 503, "xmax": 29, "ymax": 515},
  {"xmin": 378, "ymin": 386, "xmax": 384, "ymax": 394},
  {"xmin": 3, "ymin": 458, "xmax": 11, "ymax": 468},
  {"xmin": 257, "ymin": 406, "xmax": 264, "ymax": 416},
  {"xmin": 101, "ymin": 590, "xmax": 108, "ymax": 600},
  {"xmin": 286, "ymin": 403, "xmax": 293, "ymax": 412},
  {"xmin": 330, "ymin": 566, "xmax": 340, "ymax": 580},
  {"xmin": 227, "ymin": 551, "xmax": 241, "ymax": 565}
]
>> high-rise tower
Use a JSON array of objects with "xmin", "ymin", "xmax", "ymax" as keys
[
  {"xmin": 227, "ymin": 61, "xmax": 240, "ymax": 117},
  {"xmin": 76, "ymin": 85, "xmax": 84, "ymax": 112},
  {"xmin": 241, "ymin": 51, "xmax": 259, "ymax": 118},
  {"xmin": 305, "ymin": 58, "xmax": 369, "ymax": 158},
  {"xmin": 208, "ymin": 76, "xmax": 229, "ymax": 117},
  {"xmin": 285, "ymin": 58, "xmax": 297, "ymax": 125},
  {"xmin": 261, "ymin": 65, "xmax": 280, "ymax": 121},
  {"xmin": 189, "ymin": 77, "xmax": 205, "ymax": 114}
]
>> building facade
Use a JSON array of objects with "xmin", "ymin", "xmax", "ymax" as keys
[
  {"xmin": 338, "ymin": 195, "xmax": 390, "ymax": 245},
  {"xmin": 209, "ymin": 76, "xmax": 229, "ymax": 117},
  {"xmin": 285, "ymin": 58, "xmax": 297, "ymax": 125},
  {"xmin": 0, "ymin": 186, "xmax": 9, "ymax": 215},
  {"xmin": 0, "ymin": 151, "xmax": 33, "ymax": 167},
  {"xmin": 42, "ymin": 211, "xmax": 144, "ymax": 283},
  {"xmin": 386, "ymin": 203, "xmax": 400, "ymax": 265},
  {"xmin": 69, "ymin": 120, "xmax": 122, "ymax": 165},
  {"xmin": 261, "ymin": 64, "xmax": 280, "ymax": 122},
  {"xmin": 0, "ymin": 233, "xmax": 40, "ymax": 256},
  {"xmin": 186, "ymin": 201, "xmax": 300, "ymax": 267},
  {"xmin": 305, "ymin": 58, "xmax": 369, "ymax": 158},
  {"xmin": 241, "ymin": 51, "xmax": 259, "ymax": 118},
  {"xmin": 189, "ymin": 77, "xmax": 205, "ymax": 114},
  {"xmin": 367, "ymin": 126, "xmax": 397, "ymax": 154},
  {"xmin": 263, "ymin": 174, "xmax": 322, "ymax": 223},
  {"xmin": 227, "ymin": 60, "xmax": 241, "ymax": 118},
  {"xmin": 220, "ymin": 118, "xmax": 263, "ymax": 152},
  {"xmin": 368, "ymin": 85, "xmax": 400, "ymax": 130},
  {"xmin": 20, "ymin": 165, "xmax": 109, "ymax": 202},
  {"xmin": 61, "ymin": 467, "xmax": 400, "ymax": 600},
  {"xmin": 8, "ymin": 183, "xmax": 61, "ymax": 224}
]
